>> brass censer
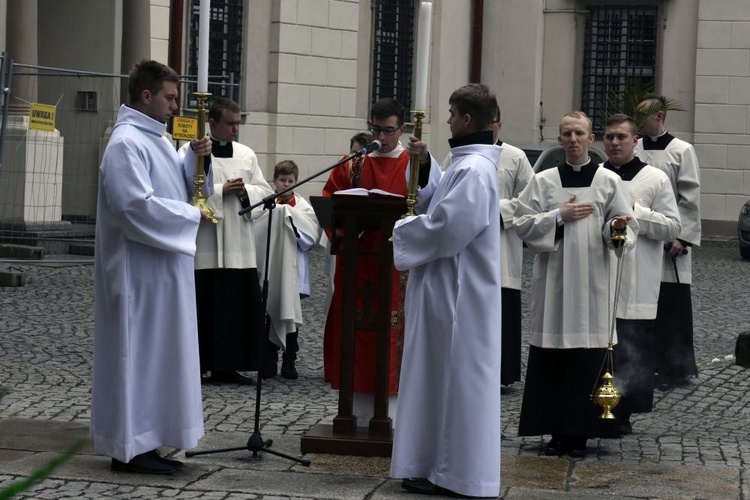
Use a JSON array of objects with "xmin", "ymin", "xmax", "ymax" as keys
[{"xmin": 590, "ymin": 225, "xmax": 628, "ymax": 419}]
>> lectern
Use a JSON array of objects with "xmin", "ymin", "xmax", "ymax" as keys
[{"xmin": 302, "ymin": 195, "xmax": 406, "ymax": 456}]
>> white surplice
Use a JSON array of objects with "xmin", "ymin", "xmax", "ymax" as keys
[
  {"xmin": 390, "ymin": 142, "xmax": 502, "ymax": 498},
  {"xmin": 635, "ymin": 134, "xmax": 701, "ymax": 284},
  {"xmin": 514, "ymin": 163, "xmax": 638, "ymax": 349},
  {"xmin": 178, "ymin": 141, "xmax": 274, "ymax": 271},
  {"xmin": 91, "ymin": 105, "xmax": 210, "ymax": 462},
  {"xmin": 602, "ymin": 161, "xmax": 682, "ymax": 319},
  {"xmin": 255, "ymin": 194, "xmax": 320, "ymax": 348}
]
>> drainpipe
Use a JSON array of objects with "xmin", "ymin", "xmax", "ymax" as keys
[
  {"xmin": 169, "ymin": 0, "xmax": 185, "ymax": 75},
  {"xmin": 470, "ymin": 0, "xmax": 484, "ymax": 83},
  {"xmin": 169, "ymin": 0, "xmax": 185, "ymax": 119}
]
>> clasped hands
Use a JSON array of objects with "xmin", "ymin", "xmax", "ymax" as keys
[{"xmin": 222, "ymin": 177, "xmax": 246, "ymax": 197}]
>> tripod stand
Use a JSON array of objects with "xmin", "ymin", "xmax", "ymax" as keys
[{"xmin": 185, "ymin": 141, "xmax": 381, "ymax": 465}]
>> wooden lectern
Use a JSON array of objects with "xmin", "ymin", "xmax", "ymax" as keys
[{"xmin": 302, "ymin": 195, "xmax": 405, "ymax": 456}]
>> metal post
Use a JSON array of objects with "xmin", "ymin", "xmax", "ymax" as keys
[{"xmin": 0, "ymin": 54, "xmax": 13, "ymax": 172}]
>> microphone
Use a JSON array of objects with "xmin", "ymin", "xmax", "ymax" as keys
[{"xmin": 357, "ymin": 140, "xmax": 382, "ymax": 155}]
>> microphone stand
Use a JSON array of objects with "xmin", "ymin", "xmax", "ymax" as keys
[{"xmin": 186, "ymin": 146, "xmax": 374, "ymax": 466}]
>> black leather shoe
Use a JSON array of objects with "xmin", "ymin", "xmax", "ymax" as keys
[
  {"xmin": 281, "ymin": 360, "xmax": 298, "ymax": 379},
  {"xmin": 260, "ymin": 364, "xmax": 277, "ymax": 379},
  {"xmin": 401, "ymin": 478, "xmax": 461, "ymax": 496},
  {"xmin": 566, "ymin": 437, "xmax": 587, "ymax": 458},
  {"xmin": 148, "ymin": 449, "xmax": 184, "ymax": 469},
  {"xmin": 544, "ymin": 436, "xmax": 568, "ymax": 456},
  {"xmin": 111, "ymin": 452, "xmax": 178, "ymax": 475}
]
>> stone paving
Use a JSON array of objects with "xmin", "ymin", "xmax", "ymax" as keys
[{"xmin": 0, "ymin": 241, "xmax": 749, "ymax": 498}]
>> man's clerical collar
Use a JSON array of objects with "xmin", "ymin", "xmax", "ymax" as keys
[
  {"xmin": 566, "ymin": 157, "xmax": 591, "ymax": 172},
  {"xmin": 648, "ymin": 130, "xmax": 668, "ymax": 142},
  {"xmin": 448, "ymin": 129, "xmax": 494, "ymax": 149}
]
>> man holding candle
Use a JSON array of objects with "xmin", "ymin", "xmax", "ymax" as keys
[
  {"xmin": 91, "ymin": 60, "xmax": 212, "ymax": 474},
  {"xmin": 391, "ymin": 83, "xmax": 502, "ymax": 498},
  {"xmin": 322, "ymin": 98, "xmax": 440, "ymax": 424}
]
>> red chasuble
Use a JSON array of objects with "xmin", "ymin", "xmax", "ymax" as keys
[{"xmin": 322, "ymin": 150, "xmax": 409, "ymax": 394}]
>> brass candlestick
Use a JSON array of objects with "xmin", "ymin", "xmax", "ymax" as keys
[
  {"xmin": 192, "ymin": 92, "xmax": 217, "ymax": 224},
  {"xmin": 404, "ymin": 110, "xmax": 425, "ymax": 217},
  {"xmin": 591, "ymin": 224, "xmax": 628, "ymax": 419}
]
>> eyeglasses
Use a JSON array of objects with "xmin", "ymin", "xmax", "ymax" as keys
[{"xmin": 369, "ymin": 124, "xmax": 399, "ymax": 136}]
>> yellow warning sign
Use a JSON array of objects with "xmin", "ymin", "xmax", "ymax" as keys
[
  {"xmin": 29, "ymin": 103, "xmax": 56, "ymax": 131},
  {"xmin": 172, "ymin": 116, "xmax": 198, "ymax": 141}
]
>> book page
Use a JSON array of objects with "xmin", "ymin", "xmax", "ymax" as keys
[{"xmin": 333, "ymin": 188, "xmax": 404, "ymax": 198}]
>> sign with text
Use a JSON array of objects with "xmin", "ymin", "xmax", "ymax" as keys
[
  {"xmin": 172, "ymin": 116, "xmax": 198, "ymax": 141},
  {"xmin": 29, "ymin": 103, "xmax": 56, "ymax": 131}
]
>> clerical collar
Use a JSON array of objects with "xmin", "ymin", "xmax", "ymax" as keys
[
  {"xmin": 566, "ymin": 157, "xmax": 591, "ymax": 172},
  {"xmin": 648, "ymin": 130, "xmax": 668, "ymax": 142},
  {"xmin": 448, "ymin": 129, "xmax": 494, "ymax": 149},
  {"xmin": 211, "ymin": 137, "xmax": 233, "ymax": 158},
  {"xmin": 371, "ymin": 142, "xmax": 405, "ymax": 158},
  {"xmin": 642, "ymin": 131, "xmax": 675, "ymax": 150},
  {"xmin": 558, "ymin": 159, "xmax": 598, "ymax": 188},
  {"xmin": 603, "ymin": 157, "xmax": 647, "ymax": 181}
]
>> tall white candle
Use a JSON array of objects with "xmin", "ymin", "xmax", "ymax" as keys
[
  {"xmin": 414, "ymin": 1, "xmax": 433, "ymax": 111},
  {"xmin": 197, "ymin": 0, "xmax": 210, "ymax": 92}
]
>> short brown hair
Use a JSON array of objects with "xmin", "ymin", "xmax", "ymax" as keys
[
  {"xmin": 370, "ymin": 98, "xmax": 406, "ymax": 125},
  {"xmin": 274, "ymin": 160, "xmax": 299, "ymax": 181},
  {"xmin": 638, "ymin": 95, "xmax": 669, "ymax": 121},
  {"xmin": 604, "ymin": 114, "xmax": 637, "ymax": 135},
  {"xmin": 128, "ymin": 60, "xmax": 179, "ymax": 106},
  {"xmin": 350, "ymin": 132, "xmax": 372, "ymax": 150},
  {"xmin": 560, "ymin": 111, "xmax": 593, "ymax": 134},
  {"xmin": 209, "ymin": 96, "xmax": 241, "ymax": 122},
  {"xmin": 448, "ymin": 83, "xmax": 497, "ymax": 131}
]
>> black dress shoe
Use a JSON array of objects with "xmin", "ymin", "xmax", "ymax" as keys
[
  {"xmin": 544, "ymin": 436, "xmax": 568, "ymax": 456},
  {"xmin": 209, "ymin": 371, "xmax": 254, "ymax": 385},
  {"xmin": 111, "ymin": 452, "xmax": 178, "ymax": 475},
  {"xmin": 401, "ymin": 478, "xmax": 458, "ymax": 496},
  {"xmin": 566, "ymin": 437, "xmax": 587, "ymax": 458},
  {"xmin": 281, "ymin": 360, "xmax": 298, "ymax": 379},
  {"xmin": 260, "ymin": 364, "xmax": 277, "ymax": 379},
  {"xmin": 148, "ymin": 449, "xmax": 184, "ymax": 469}
]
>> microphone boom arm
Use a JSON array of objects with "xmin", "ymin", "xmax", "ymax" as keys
[{"xmin": 239, "ymin": 149, "xmax": 369, "ymax": 216}]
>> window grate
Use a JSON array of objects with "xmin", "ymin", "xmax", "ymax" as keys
[
  {"xmin": 187, "ymin": 0, "xmax": 243, "ymax": 107},
  {"xmin": 371, "ymin": 0, "xmax": 415, "ymax": 110},
  {"xmin": 75, "ymin": 91, "xmax": 98, "ymax": 112},
  {"xmin": 581, "ymin": 5, "xmax": 658, "ymax": 133}
]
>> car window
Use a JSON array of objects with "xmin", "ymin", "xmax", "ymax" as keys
[
  {"xmin": 523, "ymin": 149, "xmax": 543, "ymax": 166},
  {"xmin": 534, "ymin": 148, "xmax": 567, "ymax": 173}
]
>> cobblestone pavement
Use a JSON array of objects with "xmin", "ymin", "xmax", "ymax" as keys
[{"xmin": 0, "ymin": 240, "xmax": 749, "ymax": 498}]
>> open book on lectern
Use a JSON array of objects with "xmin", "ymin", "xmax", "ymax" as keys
[{"xmin": 332, "ymin": 188, "xmax": 404, "ymax": 198}]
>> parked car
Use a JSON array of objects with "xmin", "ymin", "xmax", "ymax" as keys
[{"xmin": 739, "ymin": 200, "xmax": 750, "ymax": 260}]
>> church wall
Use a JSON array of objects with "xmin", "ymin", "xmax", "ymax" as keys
[
  {"xmin": 37, "ymin": 0, "xmax": 122, "ymax": 218},
  {"xmin": 481, "ymin": 0, "xmax": 546, "ymax": 147},
  {"xmin": 694, "ymin": 0, "xmax": 750, "ymax": 222},
  {"xmin": 0, "ymin": 0, "xmax": 6, "ymax": 53},
  {"xmin": 237, "ymin": 0, "xmax": 370, "ymax": 198},
  {"xmin": 427, "ymin": 0, "xmax": 473, "ymax": 164},
  {"xmin": 539, "ymin": 0, "xmax": 579, "ymax": 142},
  {"xmin": 151, "ymin": 0, "xmax": 171, "ymax": 63}
]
